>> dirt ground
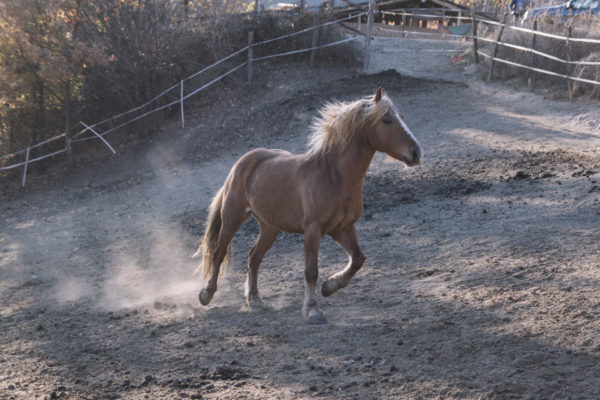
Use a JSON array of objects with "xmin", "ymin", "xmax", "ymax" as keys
[{"xmin": 2, "ymin": 37, "xmax": 600, "ymax": 400}]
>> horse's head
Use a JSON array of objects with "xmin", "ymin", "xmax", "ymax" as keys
[{"xmin": 368, "ymin": 87, "xmax": 422, "ymax": 167}]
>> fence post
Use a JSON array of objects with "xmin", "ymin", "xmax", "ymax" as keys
[
  {"xmin": 22, "ymin": 146, "xmax": 30, "ymax": 187},
  {"xmin": 471, "ymin": 11, "xmax": 479, "ymax": 64},
  {"xmin": 528, "ymin": 19, "xmax": 538, "ymax": 92},
  {"xmin": 247, "ymin": 31, "xmax": 254, "ymax": 84},
  {"xmin": 364, "ymin": 1, "xmax": 374, "ymax": 73},
  {"xmin": 65, "ymin": 134, "xmax": 73, "ymax": 165},
  {"xmin": 566, "ymin": 25, "xmax": 573, "ymax": 100},
  {"xmin": 64, "ymin": 82, "xmax": 73, "ymax": 166},
  {"xmin": 402, "ymin": 10, "xmax": 406, "ymax": 37},
  {"xmin": 310, "ymin": 13, "xmax": 320, "ymax": 69},
  {"xmin": 180, "ymin": 80, "xmax": 185, "ymax": 128},
  {"xmin": 488, "ymin": 13, "xmax": 508, "ymax": 81}
]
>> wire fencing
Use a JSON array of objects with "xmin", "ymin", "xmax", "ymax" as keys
[
  {"xmin": 0, "ymin": 11, "xmax": 365, "ymax": 186},
  {"xmin": 377, "ymin": 9, "xmax": 600, "ymax": 91},
  {"xmin": 3, "ymin": 5, "xmax": 599, "ymax": 186},
  {"xmin": 471, "ymin": 15, "xmax": 600, "ymax": 96}
]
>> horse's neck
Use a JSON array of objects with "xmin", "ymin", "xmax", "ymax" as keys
[{"xmin": 330, "ymin": 139, "xmax": 375, "ymax": 192}]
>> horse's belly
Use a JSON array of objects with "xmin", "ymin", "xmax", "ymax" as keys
[{"xmin": 249, "ymin": 197, "xmax": 304, "ymax": 233}]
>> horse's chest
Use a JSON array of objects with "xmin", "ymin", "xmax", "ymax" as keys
[{"xmin": 328, "ymin": 196, "xmax": 363, "ymax": 230}]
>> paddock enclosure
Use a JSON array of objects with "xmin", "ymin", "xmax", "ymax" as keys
[{"xmin": 1, "ymin": 32, "xmax": 600, "ymax": 400}]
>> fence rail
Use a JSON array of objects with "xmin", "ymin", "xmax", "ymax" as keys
[{"xmin": 473, "ymin": 17, "xmax": 600, "ymax": 44}]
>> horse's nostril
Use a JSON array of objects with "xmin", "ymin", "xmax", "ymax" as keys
[{"xmin": 412, "ymin": 148, "xmax": 420, "ymax": 161}]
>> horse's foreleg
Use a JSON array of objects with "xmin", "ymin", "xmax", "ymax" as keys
[
  {"xmin": 303, "ymin": 225, "xmax": 327, "ymax": 324},
  {"xmin": 322, "ymin": 226, "xmax": 365, "ymax": 297},
  {"xmin": 245, "ymin": 224, "xmax": 279, "ymax": 309}
]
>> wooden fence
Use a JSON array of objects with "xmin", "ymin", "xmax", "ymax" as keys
[
  {"xmin": 472, "ymin": 16, "xmax": 600, "ymax": 98},
  {"xmin": 378, "ymin": 9, "xmax": 600, "ymax": 97}
]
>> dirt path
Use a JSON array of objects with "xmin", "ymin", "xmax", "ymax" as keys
[{"xmin": 1, "ymin": 38, "xmax": 600, "ymax": 400}]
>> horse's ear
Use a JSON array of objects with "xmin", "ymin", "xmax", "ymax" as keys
[{"xmin": 374, "ymin": 87, "xmax": 383, "ymax": 102}]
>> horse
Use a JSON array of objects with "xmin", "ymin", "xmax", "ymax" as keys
[{"xmin": 193, "ymin": 87, "xmax": 422, "ymax": 324}]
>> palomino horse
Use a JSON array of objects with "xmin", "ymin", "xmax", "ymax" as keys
[{"xmin": 194, "ymin": 87, "xmax": 422, "ymax": 323}]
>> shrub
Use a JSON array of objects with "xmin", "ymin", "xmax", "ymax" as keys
[{"xmin": 0, "ymin": 0, "xmax": 357, "ymax": 169}]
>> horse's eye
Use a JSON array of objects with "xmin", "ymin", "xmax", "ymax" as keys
[{"xmin": 382, "ymin": 118, "xmax": 393, "ymax": 125}]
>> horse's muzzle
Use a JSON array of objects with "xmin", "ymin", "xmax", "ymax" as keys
[{"xmin": 404, "ymin": 146, "xmax": 422, "ymax": 166}]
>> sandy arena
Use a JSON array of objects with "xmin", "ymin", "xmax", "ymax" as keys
[{"xmin": 1, "ymin": 37, "xmax": 600, "ymax": 399}]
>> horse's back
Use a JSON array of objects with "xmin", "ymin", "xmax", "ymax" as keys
[
  {"xmin": 231, "ymin": 148, "xmax": 297, "ymax": 183},
  {"xmin": 242, "ymin": 147, "xmax": 294, "ymax": 163}
]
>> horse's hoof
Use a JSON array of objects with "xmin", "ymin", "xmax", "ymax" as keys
[
  {"xmin": 199, "ymin": 289, "xmax": 214, "ymax": 306},
  {"xmin": 246, "ymin": 296, "xmax": 266, "ymax": 310},
  {"xmin": 321, "ymin": 280, "xmax": 337, "ymax": 297},
  {"xmin": 307, "ymin": 308, "xmax": 328, "ymax": 324}
]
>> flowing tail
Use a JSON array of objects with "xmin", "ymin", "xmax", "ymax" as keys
[{"xmin": 193, "ymin": 186, "xmax": 232, "ymax": 284}]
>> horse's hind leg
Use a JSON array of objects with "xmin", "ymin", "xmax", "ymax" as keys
[
  {"xmin": 321, "ymin": 226, "xmax": 365, "ymax": 297},
  {"xmin": 199, "ymin": 232, "xmax": 234, "ymax": 305},
  {"xmin": 199, "ymin": 197, "xmax": 250, "ymax": 305},
  {"xmin": 245, "ymin": 223, "xmax": 279, "ymax": 309}
]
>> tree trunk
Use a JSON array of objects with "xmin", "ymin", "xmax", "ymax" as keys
[
  {"xmin": 64, "ymin": 81, "xmax": 73, "ymax": 165},
  {"xmin": 35, "ymin": 81, "xmax": 45, "ymax": 146}
]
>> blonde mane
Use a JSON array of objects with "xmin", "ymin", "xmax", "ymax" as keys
[{"xmin": 306, "ymin": 94, "xmax": 393, "ymax": 160}]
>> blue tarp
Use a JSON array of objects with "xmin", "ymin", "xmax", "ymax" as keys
[{"xmin": 449, "ymin": 24, "xmax": 472, "ymax": 35}]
